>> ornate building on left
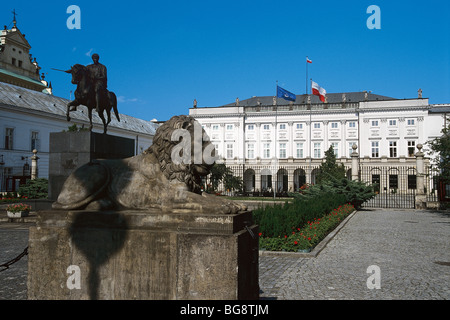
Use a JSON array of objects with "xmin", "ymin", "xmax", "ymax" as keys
[{"xmin": 0, "ymin": 18, "xmax": 159, "ymax": 192}]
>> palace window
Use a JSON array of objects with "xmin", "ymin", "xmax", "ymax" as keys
[
  {"xmin": 407, "ymin": 141, "xmax": 416, "ymax": 157},
  {"xmin": 313, "ymin": 143, "xmax": 321, "ymax": 158},
  {"xmin": 279, "ymin": 124, "xmax": 286, "ymax": 130},
  {"xmin": 408, "ymin": 174, "xmax": 417, "ymax": 189},
  {"xmin": 389, "ymin": 119, "xmax": 397, "ymax": 126},
  {"xmin": 371, "ymin": 120, "xmax": 379, "ymax": 127},
  {"xmin": 226, "ymin": 143, "xmax": 234, "ymax": 159},
  {"xmin": 296, "ymin": 123, "xmax": 303, "ymax": 130},
  {"xmin": 31, "ymin": 131, "xmax": 39, "ymax": 151},
  {"xmin": 279, "ymin": 143, "xmax": 286, "ymax": 158},
  {"xmin": 5, "ymin": 128, "xmax": 14, "ymax": 150},
  {"xmin": 296, "ymin": 143, "xmax": 304, "ymax": 158},
  {"xmin": 407, "ymin": 119, "xmax": 415, "ymax": 126},
  {"xmin": 371, "ymin": 141, "xmax": 379, "ymax": 158},
  {"xmin": 247, "ymin": 143, "xmax": 255, "ymax": 159},
  {"xmin": 389, "ymin": 141, "xmax": 398, "ymax": 157},
  {"xmin": 331, "ymin": 122, "xmax": 338, "ymax": 129},
  {"xmin": 263, "ymin": 143, "xmax": 271, "ymax": 159},
  {"xmin": 247, "ymin": 124, "xmax": 254, "ymax": 131},
  {"xmin": 313, "ymin": 123, "xmax": 321, "ymax": 129},
  {"xmin": 226, "ymin": 124, "xmax": 233, "ymax": 131},
  {"xmin": 389, "ymin": 174, "xmax": 399, "ymax": 189}
]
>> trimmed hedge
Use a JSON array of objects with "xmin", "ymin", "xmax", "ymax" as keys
[{"xmin": 252, "ymin": 192, "xmax": 347, "ymax": 238}]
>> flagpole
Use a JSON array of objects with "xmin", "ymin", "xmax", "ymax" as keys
[
  {"xmin": 306, "ymin": 57, "xmax": 308, "ymax": 95},
  {"xmin": 309, "ymin": 78, "xmax": 312, "ymax": 185},
  {"xmin": 274, "ymin": 81, "xmax": 278, "ymax": 199}
]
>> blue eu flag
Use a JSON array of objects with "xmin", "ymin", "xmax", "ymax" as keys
[{"xmin": 277, "ymin": 86, "xmax": 296, "ymax": 102}]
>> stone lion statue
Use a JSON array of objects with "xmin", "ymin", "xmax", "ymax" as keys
[{"xmin": 52, "ymin": 115, "xmax": 246, "ymax": 214}]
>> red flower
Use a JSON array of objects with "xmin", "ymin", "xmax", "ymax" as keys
[
  {"xmin": 258, "ymin": 232, "xmax": 262, "ymax": 237},
  {"xmin": 294, "ymin": 241, "xmax": 298, "ymax": 245}
]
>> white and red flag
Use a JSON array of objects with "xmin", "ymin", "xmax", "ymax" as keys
[
  {"xmin": 311, "ymin": 80, "xmax": 326, "ymax": 102},
  {"xmin": 306, "ymin": 57, "xmax": 312, "ymax": 64}
]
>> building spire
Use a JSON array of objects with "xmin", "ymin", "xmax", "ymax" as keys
[{"xmin": 12, "ymin": 9, "xmax": 18, "ymax": 29}]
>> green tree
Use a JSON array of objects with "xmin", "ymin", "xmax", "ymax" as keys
[
  {"xmin": 427, "ymin": 118, "xmax": 450, "ymax": 183},
  {"xmin": 208, "ymin": 163, "xmax": 243, "ymax": 193},
  {"xmin": 18, "ymin": 178, "xmax": 48, "ymax": 199},
  {"xmin": 316, "ymin": 146, "xmax": 346, "ymax": 184},
  {"xmin": 209, "ymin": 163, "xmax": 229, "ymax": 191}
]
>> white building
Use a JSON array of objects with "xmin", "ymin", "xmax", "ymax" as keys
[
  {"xmin": 0, "ymin": 19, "xmax": 158, "ymax": 192},
  {"xmin": 189, "ymin": 92, "xmax": 448, "ymax": 194}
]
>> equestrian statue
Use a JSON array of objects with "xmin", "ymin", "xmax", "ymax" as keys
[{"xmin": 58, "ymin": 53, "xmax": 120, "ymax": 134}]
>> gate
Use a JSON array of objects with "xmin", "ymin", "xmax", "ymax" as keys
[{"xmin": 360, "ymin": 166, "xmax": 417, "ymax": 209}]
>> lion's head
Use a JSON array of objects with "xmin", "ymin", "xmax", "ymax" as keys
[{"xmin": 145, "ymin": 115, "xmax": 217, "ymax": 194}]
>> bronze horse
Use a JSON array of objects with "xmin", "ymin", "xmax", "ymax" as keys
[{"xmin": 65, "ymin": 64, "xmax": 120, "ymax": 134}]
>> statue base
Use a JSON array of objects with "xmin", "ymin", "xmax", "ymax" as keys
[
  {"xmin": 48, "ymin": 131, "xmax": 135, "ymax": 201},
  {"xmin": 27, "ymin": 209, "xmax": 259, "ymax": 300}
]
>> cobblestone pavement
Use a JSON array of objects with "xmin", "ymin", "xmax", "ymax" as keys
[
  {"xmin": 0, "ymin": 222, "xmax": 33, "ymax": 300},
  {"xmin": 0, "ymin": 209, "xmax": 449, "ymax": 300},
  {"xmin": 259, "ymin": 209, "xmax": 450, "ymax": 300}
]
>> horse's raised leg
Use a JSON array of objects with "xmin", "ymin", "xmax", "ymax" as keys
[{"xmin": 67, "ymin": 100, "xmax": 80, "ymax": 121}]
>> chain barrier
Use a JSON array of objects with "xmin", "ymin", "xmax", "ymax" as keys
[{"xmin": 0, "ymin": 246, "xmax": 28, "ymax": 273}]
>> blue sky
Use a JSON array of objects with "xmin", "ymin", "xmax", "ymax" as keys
[{"xmin": 2, "ymin": 0, "xmax": 449, "ymax": 121}]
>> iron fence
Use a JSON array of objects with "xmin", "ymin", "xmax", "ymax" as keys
[{"xmin": 360, "ymin": 166, "xmax": 417, "ymax": 209}]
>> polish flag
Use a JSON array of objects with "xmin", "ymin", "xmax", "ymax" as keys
[
  {"xmin": 311, "ymin": 81, "xmax": 326, "ymax": 102},
  {"xmin": 306, "ymin": 57, "xmax": 312, "ymax": 64}
]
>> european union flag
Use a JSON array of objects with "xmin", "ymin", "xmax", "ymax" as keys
[{"xmin": 277, "ymin": 86, "xmax": 296, "ymax": 102}]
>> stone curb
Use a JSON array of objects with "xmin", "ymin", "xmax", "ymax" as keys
[{"xmin": 258, "ymin": 210, "xmax": 358, "ymax": 258}]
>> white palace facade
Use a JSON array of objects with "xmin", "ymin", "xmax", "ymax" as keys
[{"xmin": 189, "ymin": 92, "xmax": 449, "ymax": 193}]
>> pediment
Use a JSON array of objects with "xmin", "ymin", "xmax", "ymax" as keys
[{"xmin": 5, "ymin": 29, "xmax": 31, "ymax": 49}]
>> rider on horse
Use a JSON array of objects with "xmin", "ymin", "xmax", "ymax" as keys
[{"xmin": 87, "ymin": 53, "xmax": 107, "ymax": 113}]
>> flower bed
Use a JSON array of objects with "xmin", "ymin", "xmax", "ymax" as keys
[
  {"xmin": 0, "ymin": 195, "xmax": 28, "ymax": 204},
  {"xmin": 259, "ymin": 203, "xmax": 355, "ymax": 252}
]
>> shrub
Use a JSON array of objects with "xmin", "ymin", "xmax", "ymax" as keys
[
  {"xmin": 18, "ymin": 178, "xmax": 48, "ymax": 199},
  {"xmin": 293, "ymin": 177, "xmax": 376, "ymax": 210},
  {"xmin": 253, "ymin": 192, "xmax": 347, "ymax": 238}
]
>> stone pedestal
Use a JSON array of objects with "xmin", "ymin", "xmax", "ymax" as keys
[
  {"xmin": 27, "ymin": 210, "xmax": 259, "ymax": 300},
  {"xmin": 48, "ymin": 131, "xmax": 135, "ymax": 200}
]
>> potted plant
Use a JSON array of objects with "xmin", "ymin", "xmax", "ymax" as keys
[{"xmin": 6, "ymin": 203, "xmax": 31, "ymax": 218}]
